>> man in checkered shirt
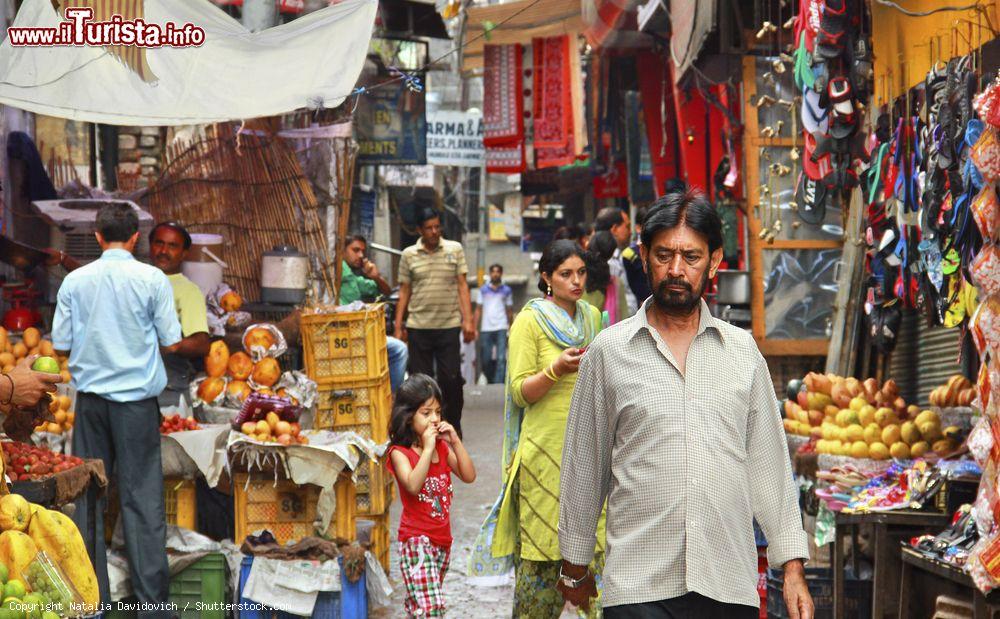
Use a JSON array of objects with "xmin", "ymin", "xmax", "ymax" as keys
[{"xmin": 557, "ymin": 191, "xmax": 814, "ymax": 619}]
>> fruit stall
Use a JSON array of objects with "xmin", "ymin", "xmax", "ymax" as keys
[
  {"xmin": 0, "ymin": 297, "xmax": 392, "ymax": 617},
  {"xmin": 128, "ymin": 304, "xmax": 394, "ymax": 619}
]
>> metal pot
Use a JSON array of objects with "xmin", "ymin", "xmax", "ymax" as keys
[
  {"xmin": 715, "ymin": 270, "xmax": 751, "ymax": 306},
  {"xmin": 261, "ymin": 245, "xmax": 309, "ymax": 304}
]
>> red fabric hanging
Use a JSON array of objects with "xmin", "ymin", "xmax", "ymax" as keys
[
  {"xmin": 483, "ymin": 44, "xmax": 526, "ymax": 173},
  {"xmin": 533, "ymin": 35, "xmax": 579, "ymax": 168},
  {"xmin": 637, "ymin": 51, "xmax": 681, "ymax": 195}
]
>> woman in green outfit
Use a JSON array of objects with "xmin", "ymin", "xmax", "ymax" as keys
[{"xmin": 468, "ymin": 240, "xmax": 604, "ymax": 617}]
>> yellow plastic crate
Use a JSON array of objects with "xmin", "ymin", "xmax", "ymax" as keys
[
  {"xmin": 301, "ymin": 306, "xmax": 389, "ymax": 385},
  {"xmin": 164, "ymin": 477, "xmax": 197, "ymax": 530},
  {"xmin": 334, "ymin": 472, "xmax": 357, "ymax": 542},
  {"xmin": 313, "ymin": 378, "xmax": 391, "ymax": 442},
  {"xmin": 235, "ymin": 472, "xmax": 362, "ymax": 545},
  {"xmin": 356, "ymin": 457, "xmax": 395, "ymax": 516},
  {"xmin": 234, "ymin": 473, "xmax": 320, "ymax": 545},
  {"xmin": 358, "ymin": 513, "xmax": 391, "ymax": 574}
]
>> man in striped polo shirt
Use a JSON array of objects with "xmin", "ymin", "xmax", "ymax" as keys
[{"xmin": 394, "ymin": 209, "xmax": 476, "ymax": 435}]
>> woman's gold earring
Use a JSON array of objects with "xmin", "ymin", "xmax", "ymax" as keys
[{"xmin": 547, "ymin": 284, "xmax": 552, "ymax": 297}]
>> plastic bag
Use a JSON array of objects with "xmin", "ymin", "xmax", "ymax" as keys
[
  {"xmin": 232, "ymin": 392, "xmax": 302, "ymax": 429},
  {"xmin": 969, "ymin": 417, "xmax": 994, "ymax": 466},
  {"xmin": 276, "ymin": 371, "xmax": 319, "ymax": 409}
]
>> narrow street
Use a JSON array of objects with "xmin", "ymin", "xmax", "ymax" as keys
[{"xmin": 373, "ymin": 383, "xmax": 516, "ymax": 617}]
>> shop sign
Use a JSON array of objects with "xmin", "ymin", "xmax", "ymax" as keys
[
  {"xmin": 488, "ymin": 204, "xmax": 506, "ymax": 241},
  {"xmin": 381, "ymin": 165, "xmax": 434, "ymax": 187},
  {"xmin": 426, "ymin": 110, "xmax": 484, "ymax": 167},
  {"xmin": 355, "ymin": 77, "xmax": 427, "ymax": 165},
  {"xmin": 503, "ymin": 193, "xmax": 522, "ymax": 238}
]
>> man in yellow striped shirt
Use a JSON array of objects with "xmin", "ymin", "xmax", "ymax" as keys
[{"xmin": 394, "ymin": 209, "xmax": 476, "ymax": 435}]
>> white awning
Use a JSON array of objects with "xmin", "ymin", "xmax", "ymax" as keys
[{"xmin": 0, "ymin": 0, "xmax": 377, "ymax": 126}]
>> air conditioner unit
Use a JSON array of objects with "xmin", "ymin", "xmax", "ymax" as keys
[{"xmin": 30, "ymin": 199, "xmax": 155, "ymax": 264}]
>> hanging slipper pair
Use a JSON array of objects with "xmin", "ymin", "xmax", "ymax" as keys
[{"xmin": 814, "ymin": 0, "xmax": 848, "ymax": 59}]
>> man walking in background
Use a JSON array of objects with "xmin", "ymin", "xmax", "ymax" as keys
[
  {"xmin": 394, "ymin": 209, "xmax": 476, "ymax": 435},
  {"xmin": 339, "ymin": 234, "xmax": 409, "ymax": 393},
  {"xmin": 53, "ymin": 203, "xmax": 181, "ymax": 617},
  {"xmin": 621, "ymin": 207, "xmax": 651, "ymax": 307},
  {"xmin": 473, "ymin": 263, "xmax": 513, "ymax": 384},
  {"xmin": 594, "ymin": 206, "xmax": 637, "ymax": 315}
]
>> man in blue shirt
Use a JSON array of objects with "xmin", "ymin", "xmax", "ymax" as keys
[
  {"xmin": 473, "ymin": 264, "xmax": 513, "ymax": 384},
  {"xmin": 52, "ymin": 203, "xmax": 181, "ymax": 617}
]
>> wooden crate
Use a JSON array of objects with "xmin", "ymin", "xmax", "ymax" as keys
[
  {"xmin": 359, "ymin": 513, "xmax": 391, "ymax": 574},
  {"xmin": 301, "ymin": 306, "xmax": 389, "ymax": 385},
  {"xmin": 164, "ymin": 477, "xmax": 197, "ymax": 530},
  {"xmin": 313, "ymin": 378, "xmax": 391, "ymax": 442},
  {"xmin": 356, "ymin": 457, "xmax": 394, "ymax": 517}
]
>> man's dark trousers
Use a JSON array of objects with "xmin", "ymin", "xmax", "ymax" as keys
[
  {"xmin": 406, "ymin": 327, "xmax": 464, "ymax": 434},
  {"xmin": 72, "ymin": 392, "xmax": 172, "ymax": 619}
]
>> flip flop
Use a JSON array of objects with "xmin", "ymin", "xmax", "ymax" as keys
[{"xmin": 796, "ymin": 172, "xmax": 827, "ymax": 225}]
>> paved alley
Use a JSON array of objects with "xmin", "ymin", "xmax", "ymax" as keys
[{"xmin": 372, "ymin": 383, "xmax": 516, "ymax": 617}]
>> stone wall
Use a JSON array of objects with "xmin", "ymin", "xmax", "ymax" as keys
[{"xmin": 116, "ymin": 126, "xmax": 165, "ymax": 189}]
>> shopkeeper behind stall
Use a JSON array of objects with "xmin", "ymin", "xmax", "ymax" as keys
[{"xmin": 148, "ymin": 222, "xmax": 210, "ymax": 408}]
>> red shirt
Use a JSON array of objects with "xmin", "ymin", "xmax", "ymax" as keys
[{"xmin": 386, "ymin": 440, "xmax": 454, "ymax": 547}]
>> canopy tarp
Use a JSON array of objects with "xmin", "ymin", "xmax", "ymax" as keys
[
  {"xmin": 461, "ymin": 0, "xmax": 581, "ymax": 73},
  {"xmin": 0, "ymin": 0, "xmax": 377, "ymax": 126}
]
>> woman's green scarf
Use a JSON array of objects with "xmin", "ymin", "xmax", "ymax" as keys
[{"xmin": 467, "ymin": 298, "xmax": 598, "ymax": 584}]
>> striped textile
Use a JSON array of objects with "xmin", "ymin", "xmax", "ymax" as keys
[{"xmin": 56, "ymin": 0, "xmax": 157, "ymax": 83}]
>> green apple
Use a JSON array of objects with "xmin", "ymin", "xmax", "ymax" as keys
[
  {"xmin": 3, "ymin": 579, "xmax": 25, "ymax": 601},
  {"xmin": 30, "ymin": 357, "xmax": 59, "ymax": 374}
]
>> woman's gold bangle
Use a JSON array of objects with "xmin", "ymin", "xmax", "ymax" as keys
[{"xmin": 543, "ymin": 364, "xmax": 560, "ymax": 382}]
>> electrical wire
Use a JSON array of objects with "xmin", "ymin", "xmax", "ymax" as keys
[{"xmin": 872, "ymin": 0, "xmax": 984, "ymax": 17}]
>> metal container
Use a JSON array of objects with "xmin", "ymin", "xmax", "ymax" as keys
[
  {"xmin": 261, "ymin": 245, "xmax": 309, "ymax": 304},
  {"xmin": 715, "ymin": 270, "xmax": 751, "ymax": 305}
]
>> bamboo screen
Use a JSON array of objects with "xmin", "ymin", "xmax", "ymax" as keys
[{"xmin": 142, "ymin": 133, "xmax": 336, "ymax": 302}]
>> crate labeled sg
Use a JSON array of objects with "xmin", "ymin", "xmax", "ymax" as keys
[
  {"xmin": 234, "ymin": 473, "xmax": 321, "ymax": 545},
  {"xmin": 313, "ymin": 378, "xmax": 391, "ymax": 442},
  {"xmin": 302, "ymin": 306, "xmax": 389, "ymax": 385}
]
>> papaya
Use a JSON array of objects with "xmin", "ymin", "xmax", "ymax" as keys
[
  {"xmin": 0, "ymin": 530, "xmax": 37, "ymax": 582},
  {"xmin": 204, "ymin": 340, "xmax": 230, "ymax": 378},
  {"xmin": 27, "ymin": 509, "xmax": 99, "ymax": 608}
]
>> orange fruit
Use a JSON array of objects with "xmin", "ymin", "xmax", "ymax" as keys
[
  {"xmin": 21, "ymin": 327, "xmax": 40, "ymax": 349},
  {"xmin": 12, "ymin": 343, "xmax": 27, "ymax": 359},
  {"xmin": 53, "ymin": 410, "xmax": 67, "ymax": 424},
  {"xmin": 46, "ymin": 422, "xmax": 62, "ymax": 434},
  {"xmin": 58, "ymin": 395, "xmax": 71, "ymax": 411}
]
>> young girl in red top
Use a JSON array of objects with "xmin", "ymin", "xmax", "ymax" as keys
[{"xmin": 387, "ymin": 373, "xmax": 476, "ymax": 618}]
